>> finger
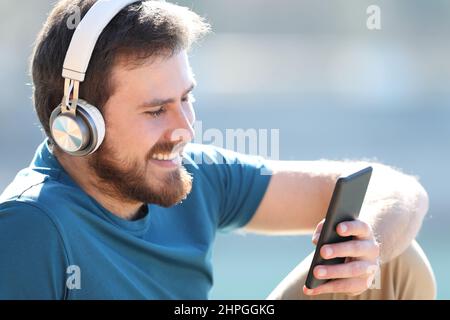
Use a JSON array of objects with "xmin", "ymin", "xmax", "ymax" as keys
[
  {"xmin": 304, "ymin": 277, "xmax": 370, "ymax": 296},
  {"xmin": 320, "ymin": 240, "xmax": 380, "ymax": 260},
  {"xmin": 336, "ymin": 220, "xmax": 373, "ymax": 240},
  {"xmin": 312, "ymin": 234, "xmax": 319, "ymax": 245},
  {"xmin": 313, "ymin": 260, "xmax": 378, "ymax": 280},
  {"xmin": 312, "ymin": 219, "xmax": 325, "ymax": 245}
]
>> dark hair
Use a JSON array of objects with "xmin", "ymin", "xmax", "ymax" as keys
[{"xmin": 31, "ymin": 0, "xmax": 210, "ymax": 138}]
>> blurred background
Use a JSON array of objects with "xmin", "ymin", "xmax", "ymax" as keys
[{"xmin": 0, "ymin": 0, "xmax": 449, "ymax": 299}]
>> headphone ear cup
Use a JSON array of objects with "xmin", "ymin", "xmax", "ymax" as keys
[
  {"xmin": 50, "ymin": 105, "xmax": 91, "ymax": 155},
  {"xmin": 49, "ymin": 100, "xmax": 105, "ymax": 156}
]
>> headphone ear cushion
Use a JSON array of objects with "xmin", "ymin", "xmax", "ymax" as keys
[{"xmin": 76, "ymin": 99, "xmax": 106, "ymax": 154}]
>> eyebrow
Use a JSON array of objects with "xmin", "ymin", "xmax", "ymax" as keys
[{"xmin": 139, "ymin": 82, "xmax": 197, "ymax": 109}]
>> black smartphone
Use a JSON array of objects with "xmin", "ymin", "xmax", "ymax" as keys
[{"xmin": 304, "ymin": 166, "xmax": 373, "ymax": 289}]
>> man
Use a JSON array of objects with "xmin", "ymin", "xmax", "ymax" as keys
[{"xmin": 0, "ymin": 0, "xmax": 435, "ymax": 299}]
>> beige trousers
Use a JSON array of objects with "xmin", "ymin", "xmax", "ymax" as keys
[{"xmin": 267, "ymin": 240, "xmax": 437, "ymax": 300}]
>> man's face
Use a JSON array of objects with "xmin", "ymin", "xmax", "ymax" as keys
[{"xmin": 88, "ymin": 50, "xmax": 196, "ymax": 207}]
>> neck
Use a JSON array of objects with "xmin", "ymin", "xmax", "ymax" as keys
[{"xmin": 54, "ymin": 150, "xmax": 145, "ymax": 221}]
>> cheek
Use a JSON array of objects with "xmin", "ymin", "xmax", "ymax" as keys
[{"xmin": 105, "ymin": 114, "xmax": 163, "ymax": 155}]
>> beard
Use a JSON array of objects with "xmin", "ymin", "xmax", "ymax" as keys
[{"xmin": 88, "ymin": 139, "xmax": 192, "ymax": 208}]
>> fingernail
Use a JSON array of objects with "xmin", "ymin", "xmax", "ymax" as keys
[
  {"xmin": 340, "ymin": 223, "xmax": 348, "ymax": 233},
  {"xmin": 317, "ymin": 268, "xmax": 327, "ymax": 277},
  {"xmin": 312, "ymin": 233, "xmax": 319, "ymax": 242},
  {"xmin": 324, "ymin": 246, "xmax": 333, "ymax": 258}
]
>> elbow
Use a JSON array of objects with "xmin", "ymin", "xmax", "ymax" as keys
[
  {"xmin": 414, "ymin": 179, "xmax": 430, "ymax": 222},
  {"xmin": 404, "ymin": 176, "xmax": 429, "ymax": 239},
  {"xmin": 374, "ymin": 162, "xmax": 430, "ymax": 219},
  {"xmin": 373, "ymin": 162, "xmax": 430, "ymax": 232}
]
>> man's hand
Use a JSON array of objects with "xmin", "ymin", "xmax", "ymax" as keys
[{"xmin": 303, "ymin": 219, "xmax": 380, "ymax": 296}]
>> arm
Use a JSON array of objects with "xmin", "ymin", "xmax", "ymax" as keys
[{"xmin": 245, "ymin": 160, "xmax": 429, "ymax": 264}]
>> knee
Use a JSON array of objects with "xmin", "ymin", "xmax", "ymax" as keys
[
  {"xmin": 386, "ymin": 240, "xmax": 437, "ymax": 299},
  {"xmin": 266, "ymin": 252, "xmax": 314, "ymax": 300}
]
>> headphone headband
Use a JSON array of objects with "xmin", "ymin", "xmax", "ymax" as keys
[
  {"xmin": 52, "ymin": 0, "xmax": 139, "ymax": 156},
  {"xmin": 62, "ymin": 0, "xmax": 140, "ymax": 82}
]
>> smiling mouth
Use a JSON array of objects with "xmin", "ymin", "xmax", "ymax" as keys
[
  {"xmin": 151, "ymin": 151, "xmax": 182, "ymax": 161},
  {"xmin": 149, "ymin": 153, "xmax": 183, "ymax": 169},
  {"xmin": 149, "ymin": 143, "xmax": 186, "ymax": 167}
]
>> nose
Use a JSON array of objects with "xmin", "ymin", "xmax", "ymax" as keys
[{"xmin": 169, "ymin": 103, "xmax": 195, "ymax": 144}]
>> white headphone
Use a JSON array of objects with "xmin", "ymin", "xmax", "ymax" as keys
[{"xmin": 50, "ymin": 0, "xmax": 140, "ymax": 156}]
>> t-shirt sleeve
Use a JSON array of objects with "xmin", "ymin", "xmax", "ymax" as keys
[
  {"xmin": 186, "ymin": 145, "xmax": 273, "ymax": 233},
  {"xmin": 0, "ymin": 201, "xmax": 68, "ymax": 299}
]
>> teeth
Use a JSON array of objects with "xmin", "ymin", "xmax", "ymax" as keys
[{"xmin": 152, "ymin": 153, "xmax": 181, "ymax": 161}]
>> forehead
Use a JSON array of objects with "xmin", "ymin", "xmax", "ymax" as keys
[{"xmin": 111, "ymin": 50, "xmax": 194, "ymax": 98}]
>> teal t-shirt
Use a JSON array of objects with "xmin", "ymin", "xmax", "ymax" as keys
[{"xmin": 0, "ymin": 140, "xmax": 272, "ymax": 299}]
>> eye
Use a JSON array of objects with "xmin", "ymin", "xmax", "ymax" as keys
[
  {"xmin": 182, "ymin": 93, "xmax": 196, "ymax": 103},
  {"xmin": 145, "ymin": 106, "xmax": 166, "ymax": 118}
]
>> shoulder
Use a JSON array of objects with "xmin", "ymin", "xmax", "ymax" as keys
[
  {"xmin": 0, "ymin": 170, "xmax": 71, "ymax": 262},
  {"xmin": 0, "ymin": 199, "xmax": 64, "ymax": 243},
  {"xmin": 0, "ymin": 167, "xmax": 73, "ymax": 226}
]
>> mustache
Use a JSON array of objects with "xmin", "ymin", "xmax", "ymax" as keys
[{"xmin": 146, "ymin": 140, "xmax": 187, "ymax": 160}]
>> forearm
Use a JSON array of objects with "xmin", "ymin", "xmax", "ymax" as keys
[{"xmin": 247, "ymin": 159, "xmax": 429, "ymax": 255}]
